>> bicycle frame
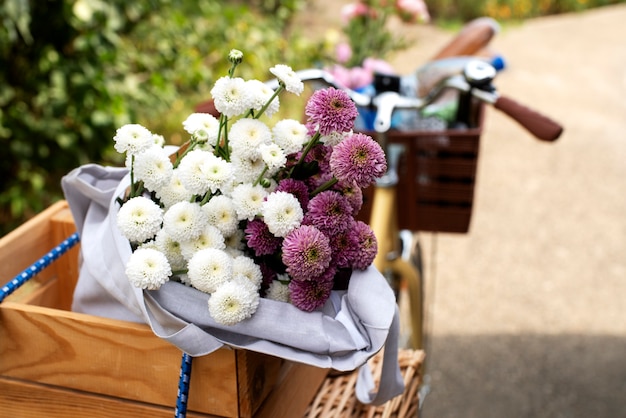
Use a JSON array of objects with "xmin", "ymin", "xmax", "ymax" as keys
[{"xmin": 369, "ymin": 140, "xmax": 424, "ymax": 350}]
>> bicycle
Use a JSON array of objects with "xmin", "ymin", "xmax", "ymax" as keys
[{"xmin": 282, "ymin": 59, "xmax": 562, "ymax": 354}]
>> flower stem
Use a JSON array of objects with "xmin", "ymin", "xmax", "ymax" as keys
[
  {"xmin": 129, "ymin": 154, "xmax": 136, "ymax": 197},
  {"xmin": 172, "ymin": 140, "xmax": 198, "ymax": 168},
  {"xmin": 254, "ymin": 84, "xmax": 284, "ymax": 119},
  {"xmin": 200, "ymin": 190, "xmax": 213, "ymax": 205},
  {"xmin": 310, "ymin": 177, "xmax": 338, "ymax": 197},
  {"xmin": 216, "ymin": 114, "xmax": 230, "ymax": 160},
  {"xmin": 253, "ymin": 166, "xmax": 269, "ymax": 187},
  {"xmin": 296, "ymin": 131, "xmax": 321, "ymax": 166}
]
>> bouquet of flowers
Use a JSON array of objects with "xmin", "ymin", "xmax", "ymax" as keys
[{"xmin": 113, "ymin": 50, "xmax": 387, "ymax": 326}]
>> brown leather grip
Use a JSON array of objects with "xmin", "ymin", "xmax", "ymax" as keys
[
  {"xmin": 432, "ymin": 19, "xmax": 497, "ymax": 60},
  {"xmin": 493, "ymin": 95, "xmax": 563, "ymax": 141}
]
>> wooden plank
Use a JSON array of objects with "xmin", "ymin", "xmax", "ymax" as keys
[
  {"xmin": 0, "ymin": 200, "xmax": 68, "ymax": 286},
  {"xmin": 11, "ymin": 276, "xmax": 60, "ymax": 309},
  {"xmin": 0, "ymin": 376, "xmax": 218, "ymax": 418},
  {"xmin": 235, "ymin": 351, "xmax": 285, "ymax": 417},
  {"xmin": 255, "ymin": 362, "xmax": 328, "ymax": 418},
  {"xmin": 0, "ymin": 302, "xmax": 239, "ymax": 417},
  {"xmin": 50, "ymin": 207, "xmax": 79, "ymax": 310}
]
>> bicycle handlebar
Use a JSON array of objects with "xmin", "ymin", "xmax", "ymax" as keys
[{"xmin": 275, "ymin": 64, "xmax": 563, "ymax": 142}]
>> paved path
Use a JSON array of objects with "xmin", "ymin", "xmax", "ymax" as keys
[{"xmin": 388, "ymin": 5, "xmax": 626, "ymax": 417}]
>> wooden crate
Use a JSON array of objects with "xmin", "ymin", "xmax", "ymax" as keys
[{"xmin": 0, "ymin": 201, "xmax": 328, "ymax": 417}]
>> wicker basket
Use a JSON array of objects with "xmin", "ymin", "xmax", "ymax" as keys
[
  {"xmin": 357, "ymin": 103, "xmax": 484, "ymax": 234},
  {"xmin": 305, "ymin": 349, "xmax": 425, "ymax": 418}
]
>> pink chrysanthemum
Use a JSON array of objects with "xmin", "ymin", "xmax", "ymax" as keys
[
  {"xmin": 281, "ymin": 225, "xmax": 332, "ymax": 281},
  {"xmin": 304, "ymin": 88, "xmax": 358, "ymax": 135},
  {"xmin": 334, "ymin": 180, "xmax": 363, "ymax": 216},
  {"xmin": 288, "ymin": 276, "xmax": 334, "ymax": 312},
  {"xmin": 329, "ymin": 132, "xmax": 387, "ymax": 188},
  {"xmin": 276, "ymin": 178, "xmax": 309, "ymax": 210},
  {"xmin": 352, "ymin": 220, "xmax": 378, "ymax": 270},
  {"xmin": 244, "ymin": 219, "xmax": 282, "ymax": 257},
  {"xmin": 329, "ymin": 223, "xmax": 360, "ymax": 269},
  {"xmin": 304, "ymin": 191, "xmax": 352, "ymax": 236}
]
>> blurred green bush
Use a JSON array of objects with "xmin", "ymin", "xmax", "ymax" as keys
[
  {"xmin": 0, "ymin": 0, "xmax": 320, "ymax": 236},
  {"xmin": 426, "ymin": 0, "xmax": 626, "ymax": 21}
]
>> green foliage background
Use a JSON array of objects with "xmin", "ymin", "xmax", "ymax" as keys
[
  {"xmin": 0, "ymin": 0, "xmax": 319, "ymax": 236},
  {"xmin": 1, "ymin": 0, "xmax": 622, "ymax": 236}
]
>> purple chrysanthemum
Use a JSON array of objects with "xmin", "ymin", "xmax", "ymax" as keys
[
  {"xmin": 281, "ymin": 225, "xmax": 332, "ymax": 281},
  {"xmin": 329, "ymin": 133, "xmax": 387, "ymax": 188},
  {"xmin": 288, "ymin": 276, "xmax": 334, "ymax": 312},
  {"xmin": 244, "ymin": 219, "xmax": 282, "ymax": 257},
  {"xmin": 276, "ymin": 178, "xmax": 310, "ymax": 210},
  {"xmin": 304, "ymin": 191, "xmax": 353, "ymax": 236},
  {"xmin": 315, "ymin": 263, "xmax": 338, "ymax": 283},
  {"xmin": 352, "ymin": 220, "xmax": 378, "ymax": 270},
  {"xmin": 333, "ymin": 180, "xmax": 364, "ymax": 216},
  {"xmin": 304, "ymin": 144, "xmax": 333, "ymax": 190},
  {"xmin": 329, "ymin": 223, "xmax": 360, "ymax": 269},
  {"xmin": 305, "ymin": 88, "xmax": 358, "ymax": 135}
]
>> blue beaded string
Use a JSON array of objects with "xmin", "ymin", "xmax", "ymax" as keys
[
  {"xmin": 174, "ymin": 352, "xmax": 194, "ymax": 418},
  {"xmin": 0, "ymin": 232, "xmax": 80, "ymax": 304}
]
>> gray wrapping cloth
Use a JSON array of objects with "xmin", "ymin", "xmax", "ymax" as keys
[{"xmin": 61, "ymin": 163, "xmax": 404, "ymax": 405}]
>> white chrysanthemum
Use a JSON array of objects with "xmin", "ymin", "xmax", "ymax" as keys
[
  {"xmin": 272, "ymin": 119, "xmax": 309, "ymax": 155},
  {"xmin": 152, "ymin": 134, "xmax": 166, "ymax": 147},
  {"xmin": 320, "ymin": 130, "xmax": 351, "ymax": 147},
  {"xmin": 125, "ymin": 248, "xmax": 172, "ymax": 290},
  {"xmin": 133, "ymin": 146, "xmax": 173, "ymax": 191},
  {"xmin": 269, "ymin": 64, "xmax": 304, "ymax": 95},
  {"xmin": 210, "ymin": 76, "xmax": 251, "ymax": 118},
  {"xmin": 178, "ymin": 149, "xmax": 233, "ymax": 195},
  {"xmin": 201, "ymin": 154, "xmax": 233, "ymax": 193},
  {"xmin": 138, "ymin": 239, "xmax": 158, "ymax": 251},
  {"xmin": 266, "ymin": 279, "xmax": 291, "ymax": 303},
  {"xmin": 229, "ymin": 118, "xmax": 272, "ymax": 159},
  {"xmin": 187, "ymin": 248, "xmax": 233, "ymax": 294},
  {"xmin": 195, "ymin": 140, "xmax": 215, "ymax": 153},
  {"xmin": 180, "ymin": 224, "xmax": 226, "ymax": 260},
  {"xmin": 116, "ymin": 196, "xmax": 163, "ymax": 243},
  {"xmin": 230, "ymin": 154, "xmax": 267, "ymax": 184},
  {"xmin": 246, "ymin": 79, "xmax": 279, "ymax": 118},
  {"xmin": 113, "ymin": 124, "xmax": 154, "ymax": 156},
  {"xmin": 261, "ymin": 191, "xmax": 304, "ymax": 237},
  {"xmin": 182, "ymin": 113, "xmax": 220, "ymax": 145},
  {"xmin": 162, "ymin": 201, "xmax": 207, "ymax": 242},
  {"xmin": 208, "ymin": 276, "xmax": 260, "ymax": 325},
  {"xmin": 232, "ymin": 255, "xmax": 263, "ymax": 290},
  {"xmin": 154, "ymin": 229, "xmax": 186, "ymax": 271},
  {"xmin": 202, "ymin": 195, "xmax": 239, "ymax": 237},
  {"xmin": 259, "ymin": 143, "xmax": 286, "ymax": 173},
  {"xmin": 177, "ymin": 149, "xmax": 213, "ymax": 195},
  {"xmin": 156, "ymin": 171, "xmax": 193, "ymax": 210},
  {"xmin": 230, "ymin": 183, "xmax": 268, "ymax": 221}
]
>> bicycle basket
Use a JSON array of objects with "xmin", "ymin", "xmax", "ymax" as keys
[{"xmin": 357, "ymin": 102, "xmax": 484, "ymax": 233}]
